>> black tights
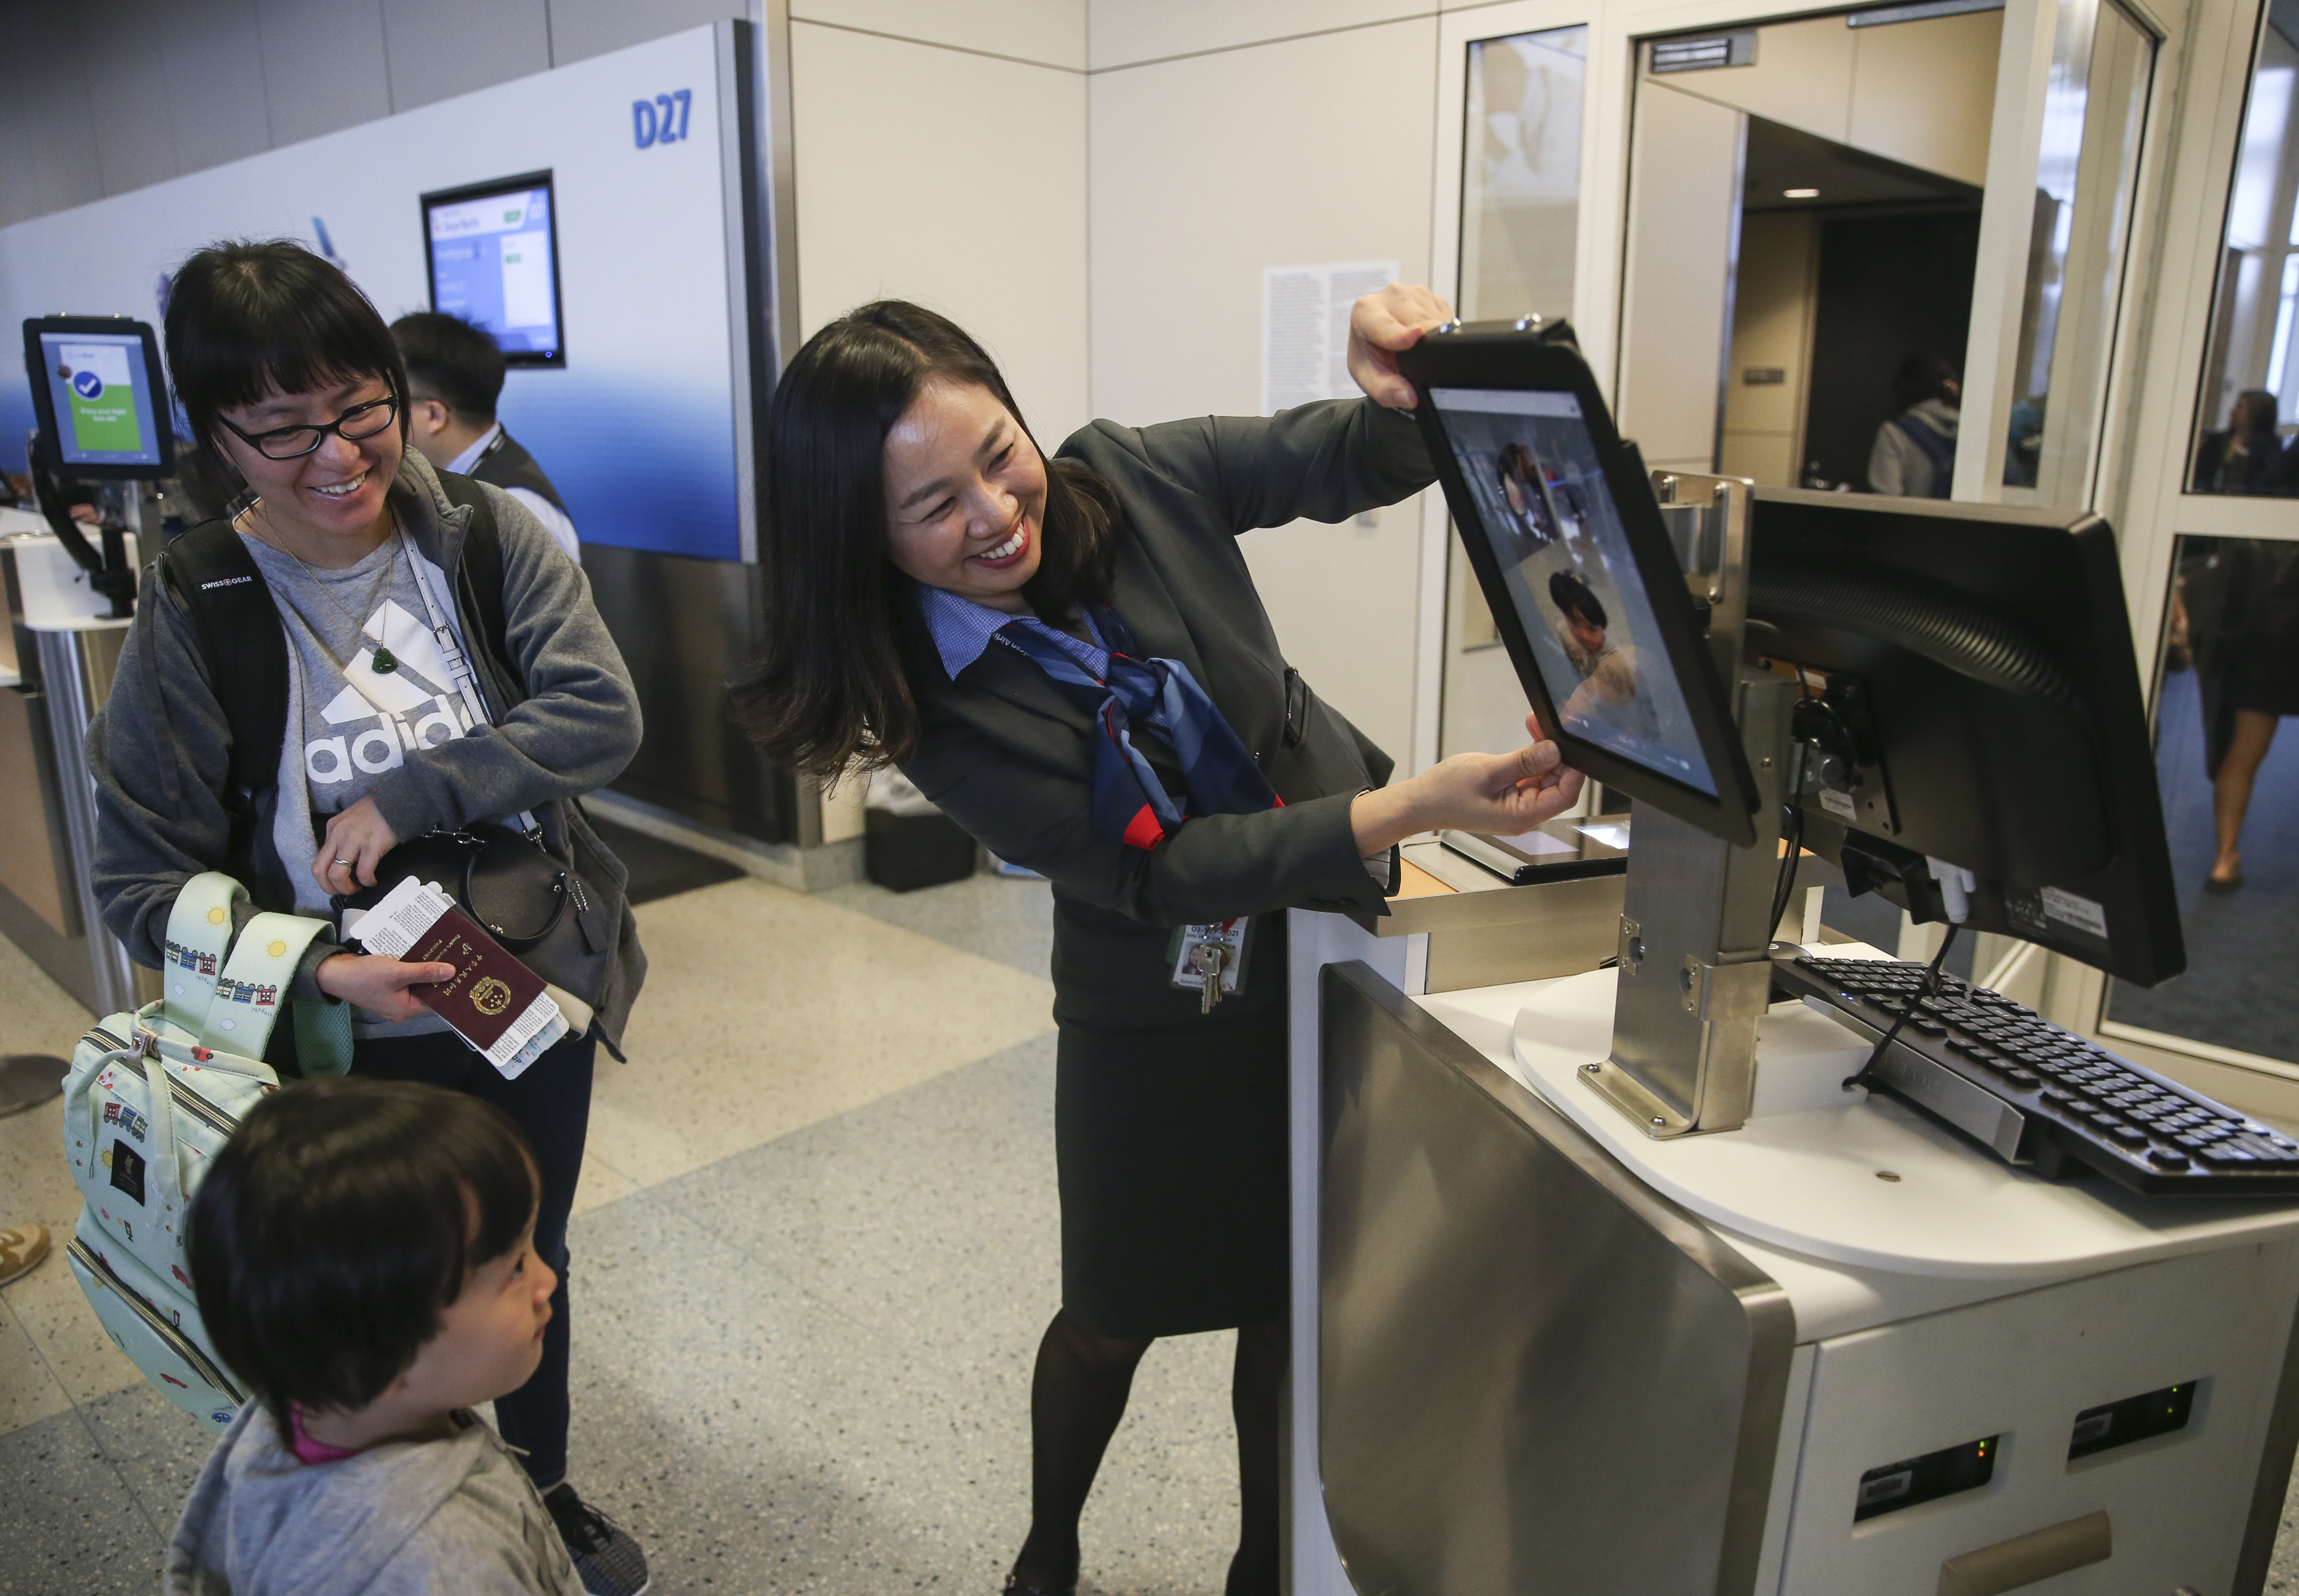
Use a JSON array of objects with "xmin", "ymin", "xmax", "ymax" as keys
[{"xmin": 1010, "ymin": 1310, "xmax": 1285, "ymax": 1596}]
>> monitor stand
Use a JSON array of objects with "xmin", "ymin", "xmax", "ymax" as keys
[{"xmin": 1579, "ymin": 469, "xmax": 1795, "ymax": 1138}]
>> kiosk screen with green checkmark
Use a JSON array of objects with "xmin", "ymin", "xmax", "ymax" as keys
[{"xmin": 39, "ymin": 331, "xmax": 165, "ymax": 468}]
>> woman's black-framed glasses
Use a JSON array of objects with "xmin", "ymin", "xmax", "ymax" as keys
[{"xmin": 218, "ymin": 396, "xmax": 399, "ymax": 460}]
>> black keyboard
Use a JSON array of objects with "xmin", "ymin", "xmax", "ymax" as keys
[{"xmin": 1774, "ymin": 952, "xmax": 2299, "ymax": 1196}]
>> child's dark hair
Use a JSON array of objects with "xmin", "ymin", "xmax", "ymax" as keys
[
  {"xmin": 187, "ymin": 1078, "xmax": 537, "ymax": 1434},
  {"xmin": 1549, "ymin": 570, "xmax": 1607, "ymax": 629},
  {"xmin": 164, "ymin": 239, "xmax": 410, "ymax": 463},
  {"xmin": 391, "ymin": 311, "xmax": 508, "ymax": 422}
]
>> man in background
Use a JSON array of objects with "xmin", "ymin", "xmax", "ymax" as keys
[{"xmin": 391, "ymin": 312, "xmax": 581, "ymax": 562}]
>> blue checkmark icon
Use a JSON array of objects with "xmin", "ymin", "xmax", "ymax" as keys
[{"xmin": 71, "ymin": 370, "xmax": 104, "ymax": 399}]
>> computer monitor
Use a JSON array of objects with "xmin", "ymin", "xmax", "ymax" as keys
[
  {"xmin": 1399, "ymin": 328, "xmax": 1761, "ymax": 845},
  {"xmin": 1747, "ymin": 489, "xmax": 2184, "ymax": 987},
  {"xmin": 21, "ymin": 316, "xmax": 174, "ymax": 480},
  {"xmin": 422, "ymin": 171, "xmax": 565, "ymax": 366}
]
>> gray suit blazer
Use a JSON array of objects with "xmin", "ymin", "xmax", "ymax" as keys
[{"xmin": 896, "ymin": 397, "xmax": 1436, "ymax": 1033}]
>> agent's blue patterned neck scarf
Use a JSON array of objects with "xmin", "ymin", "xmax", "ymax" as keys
[{"xmin": 996, "ymin": 606, "xmax": 1280, "ymax": 849}]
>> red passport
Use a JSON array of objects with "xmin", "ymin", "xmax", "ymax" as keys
[
  {"xmin": 400, "ymin": 903, "xmax": 551, "ymax": 1054},
  {"xmin": 349, "ymin": 876, "xmax": 561, "ymax": 1074}
]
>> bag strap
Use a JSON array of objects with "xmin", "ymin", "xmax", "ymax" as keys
[
  {"xmin": 1891, "ymin": 413, "xmax": 1956, "ymax": 495},
  {"xmin": 438, "ymin": 472, "xmax": 516, "ymax": 697},
  {"xmin": 159, "ymin": 873, "xmax": 241, "ymax": 1034},
  {"xmin": 197, "ymin": 911, "xmax": 334, "ymax": 1056},
  {"xmin": 157, "ymin": 522, "xmax": 287, "ymax": 800},
  {"xmin": 140, "ymin": 1045, "xmax": 186, "ymax": 1212},
  {"xmin": 422, "ymin": 473, "xmax": 540, "ymax": 837}
]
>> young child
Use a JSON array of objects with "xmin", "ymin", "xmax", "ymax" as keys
[{"xmin": 164, "ymin": 1078, "xmax": 588, "ymax": 1596}]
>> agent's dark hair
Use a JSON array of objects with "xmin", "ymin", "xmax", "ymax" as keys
[
  {"xmin": 1891, "ymin": 353, "xmax": 1960, "ymax": 414},
  {"xmin": 1549, "ymin": 570, "xmax": 1607, "ymax": 629},
  {"xmin": 164, "ymin": 239, "xmax": 409, "ymax": 469},
  {"xmin": 731, "ymin": 300, "xmax": 1119, "ymax": 777},
  {"xmin": 187, "ymin": 1078, "xmax": 538, "ymax": 1436},
  {"xmin": 391, "ymin": 311, "xmax": 508, "ymax": 422}
]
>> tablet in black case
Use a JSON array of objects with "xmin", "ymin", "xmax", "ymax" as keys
[{"xmin": 1397, "ymin": 328, "xmax": 1759, "ymax": 846}]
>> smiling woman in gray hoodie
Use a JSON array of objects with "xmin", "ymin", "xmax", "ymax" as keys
[{"xmin": 89, "ymin": 240, "xmax": 647, "ymax": 1594}]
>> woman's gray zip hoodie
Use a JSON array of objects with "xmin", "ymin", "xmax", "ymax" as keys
[{"xmin": 86, "ymin": 450, "xmax": 648, "ymax": 1054}]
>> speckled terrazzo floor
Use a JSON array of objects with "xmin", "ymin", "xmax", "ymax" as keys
[
  {"xmin": 15, "ymin": 867, "xmax": 2299, "ymax": 1593},
  {"xmin": 0, "ymin": 868, "xmax": 1250, "ymax": 1595}
]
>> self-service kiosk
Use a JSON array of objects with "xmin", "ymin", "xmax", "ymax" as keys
[
  {"xmin": 5, "ymin": 315, "xmax": 173, "ymax": 1022},
  {"xmin": 1283, "ymin": 324, "xmax": 2299, "ymax": 1595}
]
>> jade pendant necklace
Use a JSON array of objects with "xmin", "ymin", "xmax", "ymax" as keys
[{"xmin": 252, "ymin": 507, "xmax": 408, "ymax": 673}]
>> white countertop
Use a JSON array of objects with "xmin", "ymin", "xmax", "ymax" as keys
[{"xmin": 1409, "ymin": 962, "xmax": 2299, "ymax": 1341}]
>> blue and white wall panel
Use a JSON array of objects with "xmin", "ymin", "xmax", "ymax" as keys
[{"xmin": 0, "ymin": 23, "xmax": 752, "ymax": 563}]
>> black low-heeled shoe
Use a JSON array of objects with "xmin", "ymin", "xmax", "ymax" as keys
[{"xmin": 1002, "ymin": 1575, "xmax": 1075, "ymax": 1596}]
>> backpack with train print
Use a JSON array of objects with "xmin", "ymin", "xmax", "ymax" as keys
[{"xmin": 59, "ymin": 873, "xmax": 338, "ymax": 1433}]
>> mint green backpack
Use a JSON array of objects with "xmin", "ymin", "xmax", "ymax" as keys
[{"xmin": 60, "ymin": 874, "xmax": 347, "ymax": 1433}]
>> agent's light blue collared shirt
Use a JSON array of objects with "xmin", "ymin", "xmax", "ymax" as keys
[
  {"xmin": 916, "ymin": 582, "xmax": 1109, "ymax": 681},
  {"xmin": 913, "ymin": 583, "xmax": 1396, "ymax": 888}
]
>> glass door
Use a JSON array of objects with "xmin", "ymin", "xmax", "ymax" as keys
[
  {"xmin": 1994, "ymin": 0, "xmax": 2156, "ymax": 503},
  {"xmin": 1431, "ymin": 5, "xmax": 1593, "ymax": 767},
  {"xmin": 2099, "ymin": 0, "xmax": 2299, "ymax": 1090}
]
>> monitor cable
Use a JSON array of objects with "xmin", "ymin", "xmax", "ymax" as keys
[
  {"xmin": 1767, "ymin": 725, "xmax": 1812, "ymax": 947},
  {"xmin": 1768, "ymin": 794, "xmax": 1807, "ymax": 948},
  {"xmin": 1841, "ymin": 921, "xmax": 1961, "ymax": 1095}
]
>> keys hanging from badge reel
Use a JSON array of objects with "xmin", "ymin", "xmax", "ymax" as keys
[{"xmin": 1171, "ymin": 919, "xmax": 1248, "ymax": 1016}]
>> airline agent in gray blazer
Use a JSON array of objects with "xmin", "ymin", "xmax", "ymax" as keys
[{"xmin": 737, "ymin": 285, "xmax": 1583, "ymax": 1596}]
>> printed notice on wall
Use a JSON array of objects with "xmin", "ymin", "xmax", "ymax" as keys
[{"xmin": 1261, "ymin": 261, "xmax": 1399, "ymax": 415}]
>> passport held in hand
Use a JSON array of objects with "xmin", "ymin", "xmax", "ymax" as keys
[{"xmin": 349, "ymin": 877, "xmax": 566, "ymax": 1077}]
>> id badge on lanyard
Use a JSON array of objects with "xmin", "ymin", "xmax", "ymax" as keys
[{"xmin": 1169, "ymin": 918, "xmax": 1248, "ymax": 1016}]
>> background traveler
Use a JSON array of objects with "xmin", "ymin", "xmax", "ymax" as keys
[
  {"xmin": 0, "ymin": 1222, "xmax": 48, "ymax": 1287},
  {"xmin": 393, "ymin": 311, "xmax": 583, "ymax": 562},
  {"xmin": 1867, "ymin": 352, "xmax": 1960, "ymax": 497},
  {"xmin": 2194, "ymin": 389, "xmax": 2286, "ymax": 495},
  {"xmin": 2177, "ymin": 536, "xmax": 2299, "ymax": 891}
]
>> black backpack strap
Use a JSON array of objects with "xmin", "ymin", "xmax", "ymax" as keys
[
  {"xmin": 157, "ymin": 521, "xmax": 288, "ymax": 798},
  {"xmin": 437, "ymin": 471, "xmax": 523, "ymax": 707},
  {"xmin": 436, "ymin": 469, "xmax": 574, "ymax": 850}
]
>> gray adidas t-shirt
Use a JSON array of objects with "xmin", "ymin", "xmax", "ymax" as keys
[{"xmin": 241, "ymin": 526, "xmax": 479, "ymax": 1039}]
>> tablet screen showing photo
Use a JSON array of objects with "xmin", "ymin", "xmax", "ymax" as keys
[{"xmin": 1429, "ymin": 385, "xmax": 1717, "ymax": 797}]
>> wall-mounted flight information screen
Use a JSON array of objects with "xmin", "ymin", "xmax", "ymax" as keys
[{"xmin": 422, "ymin": 171, "xmax": 565, "ymax": 366}]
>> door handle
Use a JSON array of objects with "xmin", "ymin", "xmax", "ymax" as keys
[{"xmin": 1938, "ymin": 1510, "xmax": 2111, "ymax": 1596}]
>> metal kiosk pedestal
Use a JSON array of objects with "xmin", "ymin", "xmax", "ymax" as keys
[{"xmin": 2, "ymin": 520, "xmax": 155, "ymax": 1018}]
